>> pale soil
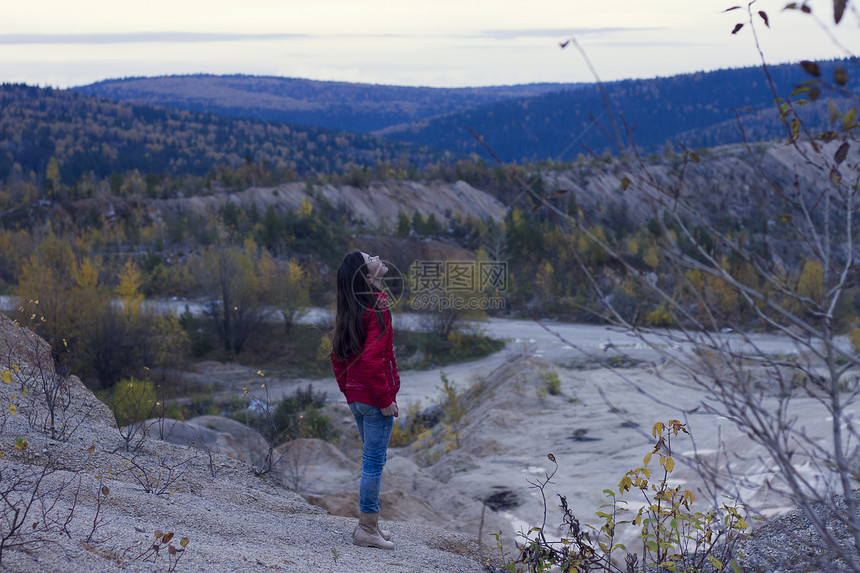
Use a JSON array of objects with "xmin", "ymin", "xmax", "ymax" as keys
[
  {"xmin": 0, "ymin": 313, "xmax": 490, "ymax": 573},
  {"xmin": 208, "ymin": 313, "xmax": 859, "ymax": 559},
  {"xmin": 1, "ymin": 309, "xmax": 857, "ymax": 572}
]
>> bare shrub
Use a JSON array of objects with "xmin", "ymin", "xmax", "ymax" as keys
[
  {"xmin": 515, "ymin": 7, "xmax": 860, "ymax": 570},
  {"xmin": 105, "ymin": 377, "xmax": 159, "ymax": 452},
  {"xmin": 2, "ymin": 308, "xmax": 91, "ymax": 442},
  {"xmin": 239, "ymin": 377, "xmax": 288, "ymax": 476},
  {"xmin": 120, "ymin": 451, "xmax": 194, "ymax": 497},
  {"xmin": 0, "ymin": 455, "xmax": 86, "ymax": 564},
  {"xmin": 128, "ymin": 529, "xmax": 190, "ymax": 572},
  {"xmin": 281, "ymin": 441, "xmax": 308, "ymax": 492},
  {"xmin": 86, "ymin": 477, "xmax": 111, "ymax": 544},
  {"xmin": 498, "ymin": 423, "xmax": 750, "ymax": 572}
]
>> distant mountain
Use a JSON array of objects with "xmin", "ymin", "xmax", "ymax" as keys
[
  {"xmin": 381, "ymin": 60, "xmax": 859, "ymax": 162},
  {"xmin": 72, "ymin": 75, "xmax": 586, "ymax": 134},
  {"xmin": 0, "ymin": 84, "xmax": 446, "ymax": 190},
  {"xmin": 72, "ymin": 63, "xmax": 857, "ymax": 165}
]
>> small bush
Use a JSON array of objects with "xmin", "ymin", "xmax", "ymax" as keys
[
  {"xmin": 541, "ymin": 371, "xmax": 562, "ymax": 395},
  {"xmin": 236, "ymin": 383, "xmax": 339, "ymax": 444},
  {"xmin": 293, "ymin": 404, "xmax": 339, "ymax": 442},
  {"xmin": 645, "ymin": 304, "xmax": 674, "ymax": 327},
  {"xmin": 439, "ymin": 373, "xmax": 468, "ymax": 451},
  {"xmin": 389, "ymin": 401, "xmax": 429, "ymax": 447},
  {"xmin": 104, "ymin": 377, "xmax": 157, "ymax": 427},
  {"xmin": 399, "ymin": 331, "xmax": 504, "ymax": 368},
  {"xmin": 412, "ymin": 373, "xmax": 469, "ymax": 461},
  {"xmin": 851, "ymin": 327, "xmax": 860, "ymax": 354},
  {"xmin": 502, "ymin": 420, "xmax": 750, "ymax": 573},
  {"xmin": 175, "ymin": 391, "xmax": 219, "ymax": 420}
]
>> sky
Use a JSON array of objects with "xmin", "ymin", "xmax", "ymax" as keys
[{"xmin": 0, "ymin": 0, "xmax": 856, "ymax": 89}]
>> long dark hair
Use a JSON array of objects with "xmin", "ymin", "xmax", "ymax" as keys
[{"xmin": 331, "ymin": 250, "xmax": 386, "ymax": 360}]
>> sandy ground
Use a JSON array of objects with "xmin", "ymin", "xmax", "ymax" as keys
[
  {"xmin": 0, "ymin": 312, "xmax": 491, "ymax": 573},
  {"xmin": 5, "ymin": 295, "xmax": 854, "ymax": 559},
  {"xmin": 260, "ymin": 313, "xmax": 860, "ymax": 552}
]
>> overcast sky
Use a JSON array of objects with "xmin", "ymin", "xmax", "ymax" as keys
[{"xmin": 1, "ymin": 0, "xmax": 855, "ymax": 89}]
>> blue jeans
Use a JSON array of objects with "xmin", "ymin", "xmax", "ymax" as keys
[{"xmin": 349, "ymin": 402, "xmax": 394, "ymax": 514}]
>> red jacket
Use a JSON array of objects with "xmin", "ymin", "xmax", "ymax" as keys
[{"xmin": 331, "ymin": 295, "xmax": 400, "ymax": 409}]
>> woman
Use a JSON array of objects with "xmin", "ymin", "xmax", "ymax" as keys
[{"xmin": 331, "ymin": 250, "xmax": 400, "ymax": 550}]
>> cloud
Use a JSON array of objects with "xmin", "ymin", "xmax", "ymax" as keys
[
  {"xmin": 0, "ymin": 32, "xmax": 307, "ymax": 45},
  {"xmin": 479, "ymin": 27, "xmax": 660, "ymax": 40},
  {"xmin": 592, "ymin": 41, "xmax": 706, "ymax": 47}
]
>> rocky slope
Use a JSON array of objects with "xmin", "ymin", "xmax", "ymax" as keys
[
  {"xmin": 6, "ymin": 177, "xmax": 508, "ymax": 248},
  {"xmin": 545, "ymin": 140, "xmax": 860, "ymax": 230},
  {"xmin": 157, "ymin": 178, "xmax": 508, "ymax": 228},
  {"xmin": 0, "ymin": 312, "xmax": 490, "ymax": 572},
  {"xmin": 3, "ymin": 299, "xmax": 859, "ymax": 571}
]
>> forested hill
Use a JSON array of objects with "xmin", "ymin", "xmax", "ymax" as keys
[
  {"xmin": 0, "ymin": 84, "xmax": 447, "ymax": 193},
  {"xmin": 71, "ymin": 61, "xmax": 857, "ymax": 165},
  {"xmin": 72, "ymin": 75, "xmax": 585, "ymax": 134},
  {"xmin": 380, "ymin": 59, "xmax": 859, "ymax": 162}
]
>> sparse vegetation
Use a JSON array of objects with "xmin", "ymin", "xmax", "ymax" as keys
[
  {"xmin": 388, "ymin": 401, "xmax": 430, "ymax": 448},
  {"xmin": 398, "ymin": 330, "xmax": 505, "ymax": 369},
  {"xmin": 0, "ymin": 458, "xmax": 78, "ymax": 563},
  {"xmin": 3, "ymin": 307, "xmax": 91, "ymax": 442},
  {"xmin": 411, "ymin": 372, "xmax": 471, "ymax": 464},
  {"xmin": 102, "ymin": 377, "xmax": 157, "ymax": 452},
  {"xmin": 233, "ymin": 382, "xmax": 338, "ymax": 447},
  {"xmin": 541, "ymin": 370, "xmax": 562, "ymax": 396},
  {"xmin": 438, "ymin": 373, "xmax": 468, "ymax": 451},
  {"xmin": 129, "ymin": 530, "xmax": 190, "ymax": 572},
  {"xmin": 122, "ymin": 451, "xmax": 193, "ymax": 497},
  {"xmin": 498, "ymin": 422, "xmax": 750, "ymax": 573},
  {"xmin": 0, "ymin": 328, "xmax": 108, "ymax": 564}
]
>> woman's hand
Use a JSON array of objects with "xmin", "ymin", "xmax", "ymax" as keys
[{"xmin": 381, "ymin": 402, "xmax": 399, "ymax": 417}]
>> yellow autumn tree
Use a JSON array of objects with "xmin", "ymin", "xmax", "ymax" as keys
[
  {"xmin": 16, "ymin": 234, "xmax": 81, "ymax": 350},
  {"xmin": 15, "ymin": 237, "xmax": 133, "ymax": 384},
  {"xmin": 0, "ymin": 228, "xmax": 34, "ymax": 290},
  {"xmin": 797, "ymin": 259, "xmax": 824, "ymax": 304},
  {"xmin": 535, "ymin": 261, "xmax": 556, "ymax": 305},
  {"xmin": 145, "ymin": 313, "xmax": 189, "ymax": 379},
  {"xmin": 575, "ymin": 225, "xmax": 609, "ymax": 265},
  {"xmin": 260, "ymin": 252, "xmax": 312, "ymax": 334},
  {"xmin": 298, "ymin": 197, "xmax": 313, "ymax": 218},
  {"xmin": 197, "ymin": 243, "xmax": 268, "ymax": 354},
  {"xmin": 72, "ymin": 256, "xmax": 102, "ymax": 321},
  {"xmin": 44, "ymin": 156, "xmax": 60, "ymax": 200},
  {"xmin": 116, "ymin": 260, "xmax": 144, "ymax": 323}
]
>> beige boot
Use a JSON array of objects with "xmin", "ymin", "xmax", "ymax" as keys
[
  {"xmin": 352, "ymin": 522, "xmax": 392, "ymax": 541},
  {"xmin": 353, "ymin": 511, "xmax": 395, "ymax": 550}
]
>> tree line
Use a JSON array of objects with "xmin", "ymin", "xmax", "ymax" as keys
[
  {"xmin": 73, "ymin": 75, "xmax": 579, "ymax": 134},
  {"xmin": 388, "ymin": 58, "xmax": 859, "ymax": 162},
  {"xmin": 2, "ymin": 135, "xmax": 857, "ymax": 392},
  {"xmin": 0, "ymin": 83, "xmax": 448, "ymax": 210}
]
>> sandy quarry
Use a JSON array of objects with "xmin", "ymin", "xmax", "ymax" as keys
[
  {"xmin": 201, "ymin": 313, "xmax": 859, "ymax": 555},
  {"xmin": 0, "ymin": 312, "xmax": 492, "ymax": 573},
  {"xmin": 1, "ymin": 307, "xmax": 855, "ymax": 572}
]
